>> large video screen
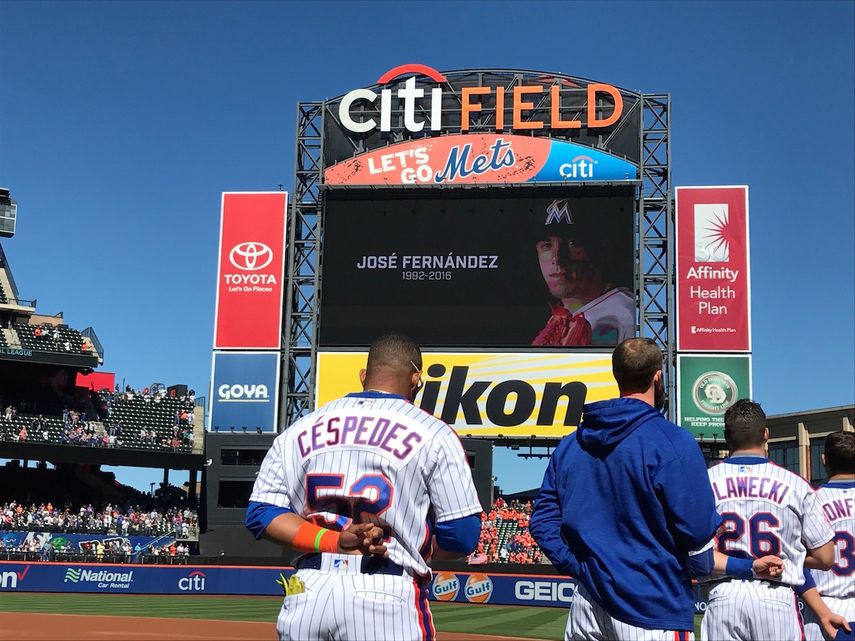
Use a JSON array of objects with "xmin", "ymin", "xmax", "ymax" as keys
[{"xmin": 319, "ymin": 188, "xmax": 636, "ymax": 347}]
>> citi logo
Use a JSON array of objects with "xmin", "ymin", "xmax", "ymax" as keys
[
  {"xmin": 229, "ymin": 242, "xmax": 273, "ymax": 271},
  {"xmin": 218, "ymin": 383, "xmax": 270, "ymax": 402},
  {"xmin": 339, "ymin": 64, "xmax": 623, "ymax": 135},
  {"xmin": 558, "ymin": 156, "xmax": 597, "ymax": 179},
  {"xmin": 178, "ymin": 571, "xmax": 206, "ymax": 592}
]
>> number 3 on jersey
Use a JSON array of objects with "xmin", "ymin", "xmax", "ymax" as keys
[
  {"xmin": 831, "ymin": 531, "xmax": 855, "ymax": 576},
  {"xmin": 717, "ymin": 511, "xmax": 782, "ymax": 558},
  {"xmin": 306, "ymin": 473, "xmax": 394, "ymax": 529}
]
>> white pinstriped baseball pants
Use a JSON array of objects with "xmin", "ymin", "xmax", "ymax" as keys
[
  {"xmin": 803, "ymin": 595, "xmax": 855, "ymax": 641},
  {"xmin": 276, "ymin": 567, "xmax": 434, "ymax": 641},
  {"xmin": 566, "ymin": 580, "xmax": 695, "ymax": 641},
  {"xmin": 700, "ymin": 580, "xmax": 804, "ymax": 641}
]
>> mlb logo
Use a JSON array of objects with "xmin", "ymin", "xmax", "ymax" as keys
[
  {"xmin": 738, "ymin": 466, "xmax": 749, "ymax": 473},
  {"xmin": 333, "ymin": 559, "xmax": 349, "ymax": 569}
]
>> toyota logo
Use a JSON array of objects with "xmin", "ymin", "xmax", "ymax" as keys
[{"xmin": 229, "ymin": 242, "xmax": 274, "ymax": 271}]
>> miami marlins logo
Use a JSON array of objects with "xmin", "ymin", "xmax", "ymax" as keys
[{"xmin": 545, "ymin": 200, "xmax": 573, "ymax": 225}]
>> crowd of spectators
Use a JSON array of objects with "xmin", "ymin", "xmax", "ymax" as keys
[
  {"xmin": 0, "ymin": 537, "xmax": 195, "ymax": 564},
  {"xmin": 0, "ymin": 501, "xmax": 198, "ymax": 539},
  {"xmin": 469, "ymin": 497, "xmax": 544, "ymax": 565}
]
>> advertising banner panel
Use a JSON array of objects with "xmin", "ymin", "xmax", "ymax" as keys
[
  {"xmin": 316, "ymin": 352, "xmax": 619, "ymax": 438},
  {"xmin": 0, "ymin": 561, "xmax": 710, "ymax": 612},
  {"xmin": 677, "ymin": 354, "xmax": 752, "ymax": 440},
  {"xmin": 676, "ymin": 186, "xmax": 751, "ymax": 352},
  {"xmin": 210, "ymin": 352, "xmax": 279, "ymax": 432},
  {"xmin": 324, "ymin": 134, "xmax": 637, "ymax": 186},
  {"xmin": 213, "ymin": 192, "xmax": 287, "ymax": 350},
  {"xmin": 320, "ymin": 189, "xmax": 636, "ymax": 348}
]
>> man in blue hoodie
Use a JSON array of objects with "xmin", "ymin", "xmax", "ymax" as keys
[{"xmin": 531, "ymin": 338, "xmax": 726, "ymax": 640}]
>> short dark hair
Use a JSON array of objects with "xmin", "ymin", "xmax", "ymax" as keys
[
  {"xmin": 724, "ymin": 399, "xmax": 767, "ymax": 451},
  {"xmin": 824, "ymin": 431, "xmax": 855, "ymax": 476},
  {"xmin": 612, "ymin": 338, "xmax": 662, "ymax": 394},
  {"xmin": 366, "ymin": 333, "xmax": 422, "ymax": 377}
]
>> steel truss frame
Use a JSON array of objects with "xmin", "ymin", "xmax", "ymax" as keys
[{"xmin": 281, "ymin": 77, "xmax": 673, "ymax": 429}]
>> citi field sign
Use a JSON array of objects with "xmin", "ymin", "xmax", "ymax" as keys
[{"xmin": 325, "ymin": 64, "xmax": 638, "ymax": 186}]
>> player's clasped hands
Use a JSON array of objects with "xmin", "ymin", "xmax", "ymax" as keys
[
  {"xmin": 750, "ymin": 555, "xmax": 784, "ymax": 579},
  {"xmin": 337, "ymin": 522, "xmax": 388, "ymax": 557}
]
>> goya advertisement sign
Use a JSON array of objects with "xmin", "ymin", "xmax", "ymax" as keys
[
  {"xmin": 213, "ymin": 192, "xmax": 287, "ymax": 350},
  {"xmin": 324, "ymin": 134, "xmax": 637, "ymax": 186},
  {"xmin": 677, "ymin": 354, "xmax": 752, "ymax": 440},
  {"xmin": 316, "ymin": 352, "xmax": 619, "ymax": 438},
  {"xmin": 676, "ymin": 186, "xmax": 751, "ymax": 352},
  {"xmin": 210, "ymin": 351, "xmax": 280, "ymax": 432}
]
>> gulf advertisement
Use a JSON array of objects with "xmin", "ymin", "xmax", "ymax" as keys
[
  {"xmin": 324, "ymin": 134, "xmax": 637, "ymax": 186},
  {"xmin": 210, "ymin": 351, "xmax": 279, "ymax": 432},
  {"xmin": 676, "ymin": 186, "xmax": 751, "ymax": 352},
  {"xmin": 677, "ymin": 354, "xmax": 752, "ymax": 440},
  {"xmin": 315, "ymin": 352, "xmax": 619, "ymax": 438},
  {"xmin": 213, "ymin": 192, "xmax": 288, "ymax": 350}
]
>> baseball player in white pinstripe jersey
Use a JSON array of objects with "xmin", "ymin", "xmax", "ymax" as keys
[
  {"xmin": 245, "ymin": 334, "xmax": 483, "ymax": 641},
  {"xmin": 700, "ymin": 400, "xmax": 836, "ymax": 641},
  {"xmin": 802, "ymin": 431, "xmax": 855, "ymax": 641}
]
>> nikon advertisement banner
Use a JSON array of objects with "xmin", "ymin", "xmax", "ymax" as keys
[
  {"xmin": 677, "ymin": 354, "xmax": 752, "ymax": 440},
  {"xmin": 316, "ymin": 352, "xmax": 619, "ymax": 438}
]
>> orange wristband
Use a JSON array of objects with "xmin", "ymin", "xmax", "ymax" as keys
[{"xmin": 293, "ymin": 522, "xmax": 340, "ymax": 553}]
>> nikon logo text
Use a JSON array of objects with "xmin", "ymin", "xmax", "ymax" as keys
[{"xmin": 417, "ymin": 364, "xmax": 586, "ymax": 429}]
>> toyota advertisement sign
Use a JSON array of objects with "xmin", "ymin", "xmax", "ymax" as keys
[
  {"xmin": 210, "ymin": 351, "xmax": 279, "ymax": 432},
  {"xmin": 213, "ymin": 192, "xmax": 287, "ymax": 349}
]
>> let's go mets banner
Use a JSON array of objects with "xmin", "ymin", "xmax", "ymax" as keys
[
  {"xmin": 316, "ymin": 352, "xmax": 619, "ymax": 438},
  {"xmin": 324, "ymin": 134, "xmax": 637, "ymax": 186},
  {"xmin": 213, "ymin": 192, "xmax": 288, "ymax": 350},
  {"xmin": 676, "ymin": 186, "xmax": 751, "ymax": 352}
]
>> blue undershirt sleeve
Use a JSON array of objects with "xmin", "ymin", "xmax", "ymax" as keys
[
  {"xmin": 687, "ymin": 547, "xmax": 714, "ymax": 578},
  {"xmin": 434, "ymin": 514, "xmax": 481, "ymax": 554},
  {"xmin": 245, "ymin": 500, "xmax": 292, "ymax": 540}
]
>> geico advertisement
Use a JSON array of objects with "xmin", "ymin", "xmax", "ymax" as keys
[{"xmin": 316, "ymin": 352, "xmax": 618, "ymax": 437}]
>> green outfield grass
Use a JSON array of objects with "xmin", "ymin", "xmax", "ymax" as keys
[{"xmin": 0, "ymin": 593, "xmax": 702, "ymax": 640}]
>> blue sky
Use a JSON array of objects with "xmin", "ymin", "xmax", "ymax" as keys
[{"xmin": 1, "ymin": 1, "xmax": 853, "ymax": 493}]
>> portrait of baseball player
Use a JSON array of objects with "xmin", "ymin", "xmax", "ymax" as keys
[
  {"xmin": 245, "ymin": 333, "xmax": 482, "ymax": 641},
  {"xmin": 530, "ymin": 199, "xmax": 634, "ymax": 347}
]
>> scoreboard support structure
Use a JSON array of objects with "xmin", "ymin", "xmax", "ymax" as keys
[{"xmin": 280, "ymin": 72, "xmax": 673, "ymax": 430}]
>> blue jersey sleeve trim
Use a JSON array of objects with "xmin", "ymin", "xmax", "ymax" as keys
[
  {"xmin": 245, "ymin": 501, "xmax": 292, "ymax": 539},
  {"xmin": 434, "ymin": 514, "xmax": 481, "ymax": 554},
  {"xmin": 795, "ymin": 569, "xmax": 816, "ymax": 595}
]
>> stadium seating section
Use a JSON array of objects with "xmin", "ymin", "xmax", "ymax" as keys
[
  {"xmin": 0, "ymin": 279, "xmax": 7, "ymax": 304},
  {"xmin": 472, "ymin": 499, "xmax": 545, "ymax": 565},
  {"xmin": 14, "ymin": 323, "xmax": 92, "ymax": 356},
  {"xmin": 0, "ymin": 393, "xmax": 195, "ymax": 453}
]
